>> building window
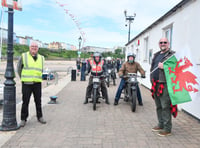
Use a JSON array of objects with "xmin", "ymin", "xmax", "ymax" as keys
[
  {"xmin": 136, "ymin": 48, "xmax": 140, "ymax": 61},
  {"xmin": 149, "ymin": 49, "xmax": 153, "ymax": 64},
  {"xmin": 144, "ymin": 37, "xmax": 149, "ymax": 62},
  {"xmin": 163, "ymin": 24, "xmax": 173, "ymax": 48},
  {"xmin": 131, "ymin": 44, "xmax": 134, "ymax": 49}
]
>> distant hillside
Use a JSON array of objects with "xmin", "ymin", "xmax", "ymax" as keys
[
  {"xmin": 1, "ymin": 44, "xmax": 90, "ymax": 60},
  {"xmin": 1, "ymin": 44, "xmax": 124, "ymax": 59}
]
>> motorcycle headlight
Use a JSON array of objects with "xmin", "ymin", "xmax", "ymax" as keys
[{"xmin": 130, "ymin": 77, "xmax": 136, "ymax": 82}]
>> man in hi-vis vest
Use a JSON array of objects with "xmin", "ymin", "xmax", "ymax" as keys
[
  {"xmin": 84, "ymin": 52, "xmax": 110, "ymax": 104},
  {"xmin": 17, "ymin": 42, "xmax": 46, "ymax": 127}
]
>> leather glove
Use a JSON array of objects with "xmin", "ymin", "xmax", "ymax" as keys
[{"xmin": 141, "ymin": 75, "xmax": 146, "ymax": 78}]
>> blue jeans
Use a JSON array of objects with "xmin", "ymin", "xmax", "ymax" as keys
[
  {"xmin": 115, "ymin": 78, "xmax": 142, "ymax": 103},
  {"xmin": 80, "ymin": 70, "xmax": 86, "ymax": 81}
]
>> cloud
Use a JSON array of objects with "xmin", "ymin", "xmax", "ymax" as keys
[
  {"xmin": 33, "ymin": 18, "xmax": 50, "ymax": 26},
  {"xmin": 83, "ymin": 27, "xmax": 127, "ymax": 48},
  {"xmin": 60, "ymin": 0, "xmax": 136, "ymax": 21},
  {"xmin": 14, "ymin": 24, "xmax": 76, "ymax": 43},
  {"xmin": 57, "ymin": 0, "xmax": 181, "ymax": 21},
  {"xmin": 55, "ymin": 0, "xmax": 182, "ymax": 38},
  {"xmin": 11, "ymin": 0, "xmax": 182, "ymax": 48},
  {"xmin": 22, "ymin": 0, "xmax": 44, "ymax": 6}
]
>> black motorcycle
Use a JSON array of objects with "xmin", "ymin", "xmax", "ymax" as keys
[
  {"xmin": 106, "ymin": 69, "xmax": 116, "ymax": 87},
  {"xmin": 122, "ymin": 73, "xmax": 141, "ymax": 112},
  {"xmin": 91, "ymin": 75, "xmax": 105, "ymax": 110}
]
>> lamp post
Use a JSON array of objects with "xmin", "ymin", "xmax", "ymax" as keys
[
  {"xmin": 0, "ymin": 8, "xmax": 19, "ymax": 131},
  {"xmin": 78, "ymin": 36, "xmax": 82, "ymax": 58},
  {"xmin": 124, "ymin": 10, "xmax": 136, "ymax": 42}
]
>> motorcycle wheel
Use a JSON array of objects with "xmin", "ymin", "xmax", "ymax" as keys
[
  {"xmin": 131, "ymin": 90, "xmax": 137, "ymax": 112},
  {"xmin": 123, "ymin": 88, "xmax": 128, "ymax": 102},
  {"xmin": 93, "ymin": 88, "xmax": 97, "ymax": 111}
]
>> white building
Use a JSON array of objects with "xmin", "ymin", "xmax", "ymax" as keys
[
  {"xmin": 16, "ymin": 36, "xmax": 27, "ymax": 45},
  {"xmin": 125, "ymin": 0, "xmax": 200, "ymax": 119},
  {"xmin": 60, "ymin": 42, "xmax": 67, "ymax": 50},
  {"xmin": 82, "ymin": 46, "xmax": 114, "ymax": 53}
]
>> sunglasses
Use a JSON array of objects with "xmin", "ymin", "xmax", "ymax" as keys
[{"xmin": 159, "ymin": 41, "xmax": 167, "ymax": 44}]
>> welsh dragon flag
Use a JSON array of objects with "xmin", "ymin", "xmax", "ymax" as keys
[{"xmin": 163, "ymin": 49, "xmax": 200, "ymax": 105}]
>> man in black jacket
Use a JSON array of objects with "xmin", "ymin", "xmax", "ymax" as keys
[
  {"xmin": 150, "ymin": 37, "xmax": 175, "ymax": 136},
  {"xmin": 105, "ymin": 57, "xmax": 116, "ymax": 85}
]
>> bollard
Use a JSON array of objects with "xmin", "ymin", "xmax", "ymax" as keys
[
  {"xmin": 48, "ymin": 96, "xmax": 58, "ymax": 104},
  {"xmin": 71, "ymin": 69, "xmax": 76, "ymax": 81}
]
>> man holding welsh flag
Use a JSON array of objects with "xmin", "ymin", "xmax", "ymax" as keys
[{"xmin": 150, "ymin": 37, "xmax": 177, "ymax": 137}]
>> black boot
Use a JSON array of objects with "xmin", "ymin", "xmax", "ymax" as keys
[
  {"xmin": 83, "ymin": 98, "xmax": 88, "ymax": 104},
  {"xmin": 105, "ymin": 99, "xmax": 110, "ymax": 105},
  {"xmin": 139, "ymin": 102, "xmax": 143, "ymax": 106},
  {"xmin": 114, "ymin": 100, "xmax": 118, "ymax": 105}
]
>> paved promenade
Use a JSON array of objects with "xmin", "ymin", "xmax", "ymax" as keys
[{"xmin": 0, "ymin": 73, "xmax": 200, "ymax": 148}]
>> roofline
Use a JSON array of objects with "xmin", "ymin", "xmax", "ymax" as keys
[{"xmin": 125, "ymin": 0, "xmax": 191, "ymax": 46}]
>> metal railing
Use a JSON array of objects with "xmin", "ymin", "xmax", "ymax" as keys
[
  {"xmin": 46, "ymin": 70, "xmax": 58, "ymax": 86},
  {"xmin": 67, "ymin": 66, "xmax": 73, "ymax": 75}
]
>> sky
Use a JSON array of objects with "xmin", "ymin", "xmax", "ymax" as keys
[{"xmin": 1, "ymin": 0, "xmax": 182, "ymax": 49}]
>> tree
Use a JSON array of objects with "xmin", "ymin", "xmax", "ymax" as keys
[{"xmin": 115, "ymin": 48, "xmax": 122, "ymax": 55}]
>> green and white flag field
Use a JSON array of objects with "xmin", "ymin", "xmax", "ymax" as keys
[{"xmin": 163, "ymin": 50, "xmax": 200, "ymax": 105}]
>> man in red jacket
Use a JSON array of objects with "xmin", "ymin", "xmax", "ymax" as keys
[{"xmin": 84, "ymin": 52, "xmax": 110, "ymax": 104}]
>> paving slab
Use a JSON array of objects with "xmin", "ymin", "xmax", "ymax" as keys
[{"xmin": 0, "ymin": 71, "xmax": 200, "ymax": 148}]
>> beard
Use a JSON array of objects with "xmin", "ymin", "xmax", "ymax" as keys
[{"xmin": 160, "ymin": 46, "xmax": 167, "ymax": 51}]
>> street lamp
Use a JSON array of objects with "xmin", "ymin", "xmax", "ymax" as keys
[
  {"xmin": 78, "ymin": 36, "xmax": 82, "ymax": 58},
  {"xmin": 124, "ymin": 10, "xmax": 136, "ymax": 42},
  {"xmin": 0, "ymin": 8, "xmax": 19, "ymax": 131}
]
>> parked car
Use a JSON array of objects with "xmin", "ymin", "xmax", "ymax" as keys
[{"xmin": 42, "ymin": 68, "xmax": 55, "ymax": 80}]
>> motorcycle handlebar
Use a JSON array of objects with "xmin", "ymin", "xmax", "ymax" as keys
[{"xmin": 121, "ymin": 73, "xmax": 145, "ymax": 78}]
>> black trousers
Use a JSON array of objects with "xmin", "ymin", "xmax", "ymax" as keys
[
  {"xmin": 21, "ymin": 82, "xmax": 43, "ymax": 121},
  {"xmin": 85, "ymin": 76, "xmax": 109, "ymax": 102}
]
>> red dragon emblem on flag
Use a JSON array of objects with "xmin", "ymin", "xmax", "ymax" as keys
[{"xmin": 168, "ymin": 57, "xmax": 199, "ymax": 94}]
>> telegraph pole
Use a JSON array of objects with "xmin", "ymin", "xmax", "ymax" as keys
[{"xmin": 124, "ymin": 10, "xmax": 136, "ymax": 42}]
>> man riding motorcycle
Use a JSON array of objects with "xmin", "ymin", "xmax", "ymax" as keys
[
  {"xmin": 114, "ymin": 53, "xmax": 145, "ymax": 106},
  {"xmin": 105, "ymin": 57, "xmax": 116, "ymax": 85},
  {"xmin": 84, "ymin": 52, "xmax": 110, "ymax": 104}
]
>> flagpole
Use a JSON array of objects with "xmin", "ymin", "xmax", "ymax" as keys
[{"xmin": 150, "ymin": 53, "xmax": 175, "ymax": 74}]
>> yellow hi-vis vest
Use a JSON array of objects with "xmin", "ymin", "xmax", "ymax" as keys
[{"xmin": 21, "ymin": 52, "xmax": 44, "ymax": 82}]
